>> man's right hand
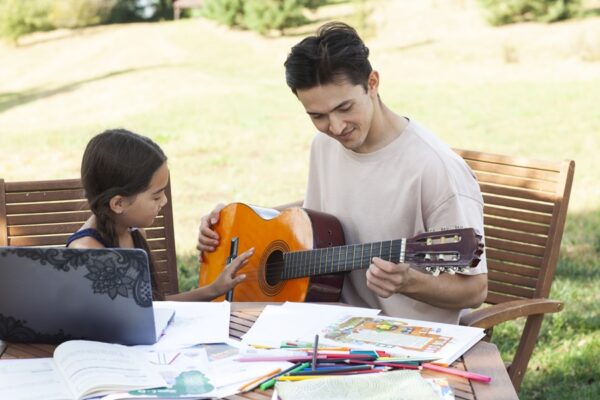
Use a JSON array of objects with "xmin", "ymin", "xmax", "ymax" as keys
[{"xmin": 197, "ymin": 203, "xmax": 226, "ymax": 261}]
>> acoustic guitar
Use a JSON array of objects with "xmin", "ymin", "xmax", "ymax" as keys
[{"xmin": 199, "ymin": 203, "xmax": 484, "ymax": 302}]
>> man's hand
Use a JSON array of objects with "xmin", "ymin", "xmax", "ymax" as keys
[
  {"xmin": 366, "ymin": 257, "xmax": 413, "ymax": 298},
  {"xmin": 197, "ymin": 203, "xmax": 225, "ymax": 261},
  {"xmin": 209, "ymin": 248, "xmax": 254, "ymax": 297}
]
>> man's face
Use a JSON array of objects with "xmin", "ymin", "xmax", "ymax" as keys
[{"xmin": 296, "ymin": 76, "xmax": 378, "ymax": 153}]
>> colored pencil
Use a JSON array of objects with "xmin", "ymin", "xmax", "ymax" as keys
[
  {"xmin": 290, "ymin": 365, "xmax": 373, "ymax": 376},
  {"xmin": 238, "ymin": 368, "xmax": 282, "ymax": 392},
  {"xmin": 421, "ymin": 363, "xmax": 492, "ymax": 383},
  {"xmin": 258, "ymin": 362, "xmax": 310, "ymax": 391}
]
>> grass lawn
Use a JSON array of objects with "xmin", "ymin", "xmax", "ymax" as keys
[{"xmin": 0, "ymin": 1, "xmax": 598, "ymax": 398}]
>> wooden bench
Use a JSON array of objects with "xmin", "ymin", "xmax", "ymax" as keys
[
  {"xmin": 0, "ymin": 178, "xmax": 179, "ymax": 299},
  {"xmin": 173, "ymin": 0, "xmax": 204, "ymax": 19}
]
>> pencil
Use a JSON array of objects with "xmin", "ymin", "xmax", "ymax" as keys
[
  {"xmin": 277, "ymin": 375, "xmax": 335, "ymax": 381},
  {"xmin": 238, "ymin": 368, "xmax": 282, "ymax": 392},
  {"xmin": 258, "ymin": 362, "xmax": 309, "ymax": 391},
  {"xmin": 311, "ymin": 334, "xmax": 319, "ymax": 371},
  {"xmin": 421, "ymin": 363, "xmax": 492, "ymax": 383}
]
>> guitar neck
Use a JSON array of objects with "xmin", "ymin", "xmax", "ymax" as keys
[{"xmin": 281, "ymin": 239, "xmax": 406, "ymax": 280}]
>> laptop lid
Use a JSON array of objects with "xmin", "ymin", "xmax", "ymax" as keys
[{"xmin": 0, "ymin": 247, "xmax": 158, "ymax": 345}]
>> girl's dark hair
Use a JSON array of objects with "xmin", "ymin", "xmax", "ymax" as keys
[
  {"xmin": 284, "ymin": 22, "xmax": 372, "ymax": 94},
  {"xmin": 81, "ymin": 128, "xmax": 167, "ymax": 299}
]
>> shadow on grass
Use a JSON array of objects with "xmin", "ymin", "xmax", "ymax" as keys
[{"xmin": 0, "ymin": 65, "xmax": 177, "ymax": 114}]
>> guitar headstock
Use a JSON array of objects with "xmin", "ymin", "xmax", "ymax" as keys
[{"xmin": 404, "ymin": 228, "xmax": 484, "ymax": 276}]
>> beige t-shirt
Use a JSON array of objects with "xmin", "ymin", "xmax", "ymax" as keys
[{"xmin": 303, "ymin": 119, "xmax": 487, "ymax": 324}]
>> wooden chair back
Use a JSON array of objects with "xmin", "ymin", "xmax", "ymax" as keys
[
  {"xmin": 0, "ymin": 178, "xmax": 179, "ymax": 298},
  {"xmin": 454, "ymin": 149, "xmax": 575, "ymax": 390}
]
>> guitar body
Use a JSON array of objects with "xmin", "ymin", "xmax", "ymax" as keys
[{"xmin": 198, "ymin": 203, "xmax": 346, "ymax": 302}]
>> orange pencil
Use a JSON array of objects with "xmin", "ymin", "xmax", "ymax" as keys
[{"xmin": 238, "ymin": 368, "xmax": 282, "ymax": 392}]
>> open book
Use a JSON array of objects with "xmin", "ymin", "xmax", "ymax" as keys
[
  {"xmin": 311, "ymin": 315, "xmax": 485, "ymax": 365},
  {"xmin": 0, "ymin": 340, "xmax": 166, "ymax": 400}
]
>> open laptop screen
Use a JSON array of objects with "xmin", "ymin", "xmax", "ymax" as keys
[{"xmin": 0, "ymin": 247, "xmax": 159, "ymax": 345}]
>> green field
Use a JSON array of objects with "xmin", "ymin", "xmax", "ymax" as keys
[{"xmin": 1, "ymin": 2, "xmax": 599, "ymax": 398}]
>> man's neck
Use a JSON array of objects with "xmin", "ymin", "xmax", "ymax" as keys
[{"xmin": 362, "ymin": 99, "xmax": 408, "ymax": 153}]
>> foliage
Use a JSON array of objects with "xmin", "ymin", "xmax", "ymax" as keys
[
  {"xmin": 0, "ymin": 0, "xmax": 173, "ymax": 41},
  {"xmin": 0, "ymin": 0, "xmax": 54, "ymax": 42},
  {"xmin": 201, "ymin": 0, "xmax": 326, "ymax": 35},
  {"xmin": 242, "ymin": 0, "xmax": 307, "ymax": 35},
  {"xmin": 201, "ymin": 0, "xmax": 244, "ymax": 27},
  {"xmin": 50, "ymin": 0, "xmax": 115, "ymax": 28},
  {"xmin": 478, "ymin": 0, "xmax": 583, "ymax": 25}
]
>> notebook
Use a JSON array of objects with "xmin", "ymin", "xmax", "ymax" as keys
[{"xmin": 0, "ymin": 247, "xmax": 174, "ymax": 345}]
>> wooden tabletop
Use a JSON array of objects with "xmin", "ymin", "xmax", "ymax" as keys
[{"xmin": 0, "ymin": 302, "xmax": 519, "ymax": 400}]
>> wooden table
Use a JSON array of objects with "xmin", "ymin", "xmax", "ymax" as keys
[{"xmin": 0, "ymin": 302, "xmax": 519, "ymax": 400}]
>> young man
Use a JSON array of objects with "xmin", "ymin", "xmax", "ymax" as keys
[{"xmin": 198, "ymin": 22, "xmax": 487, "ymax": 324}]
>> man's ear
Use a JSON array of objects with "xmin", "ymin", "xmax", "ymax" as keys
[
  {"xmin": 367, "ymin": 70, "xmax": 380, "ymax": 96},
  {"xmin": 109, "ymin": 195, "xmax": 129, "ymax": 215}
]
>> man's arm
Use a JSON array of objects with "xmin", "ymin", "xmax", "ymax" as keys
[{"xmin": 366, "ymin": 257, "xmax": 487, "ymax": 309}]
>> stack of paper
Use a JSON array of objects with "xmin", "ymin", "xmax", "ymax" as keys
[{"xmin": 241, "ymin": 302, "xmax": 380, "ymax": 348}]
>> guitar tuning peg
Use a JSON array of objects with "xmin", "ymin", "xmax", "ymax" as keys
[
  {"xmin": 447, "ymin": 268, "xmax": 456, "ymax": 275},
  {"xmin": 431, "ymin": 268, "xmax": 440, "ymax": 277},
  {"xmin": 454, "ymin": 225, "xmax": 463, "ymax": 229}
]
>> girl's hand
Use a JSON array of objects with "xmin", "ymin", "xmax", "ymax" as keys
[{"xmin": 211, "ymin": 248, "xmax": 254, "ymax": 296}]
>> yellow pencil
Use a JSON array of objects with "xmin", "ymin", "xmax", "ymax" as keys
[
  {"xmin": 238, "ymin": 368, "xmax": 282, "ymax": 391},
  {"xmin": 277, "ymin": 375, "xmax": 336, "ymax": 381}
]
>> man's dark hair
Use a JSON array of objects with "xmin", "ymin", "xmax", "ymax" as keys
[{"xmin": 284, "ymin": 22, "xmax": 372, "ymax": 94}]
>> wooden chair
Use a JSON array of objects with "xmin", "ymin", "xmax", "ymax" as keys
[
  {"xmin": 173, "ymin": 0, "xmax": 204, "ymax": 19},
  {"xmin": 454, "ymin": 149, "xmax": 575, "ymax": 392},
  {"xmin": 0, "ymin": 178, "xmax": 179, "ymax": 298}
]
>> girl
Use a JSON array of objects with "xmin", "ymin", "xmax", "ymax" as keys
[{"xmin": 67, "ymin": 129, "xmax": 253, "ymax": 301}]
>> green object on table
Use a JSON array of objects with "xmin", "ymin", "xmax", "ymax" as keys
[{"xmin": 259, "ymin": 362, "xmax": 310, "ymax": 390}]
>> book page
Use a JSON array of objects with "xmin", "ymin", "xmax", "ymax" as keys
[
  {"xmin": 0, "ymin": 358, "xmax": 73, "ymax": 400},
  {"xmin": 54, "ymin": 340, "xmax": 165, "ymax": 400}
]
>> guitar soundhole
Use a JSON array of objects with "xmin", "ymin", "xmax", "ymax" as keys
[
  {"xmin": 258, "ymin": 241, "xmax": 288, "ymax": 297},
  {"xmin": 265, "ymin": 250, "xmax": 284, "ymax": 286}
]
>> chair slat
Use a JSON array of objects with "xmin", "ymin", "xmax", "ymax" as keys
[
  {"xmin": 487, "ymin": 260, "xmax": 540, "ymax": 278},
  {"xmin": 6, "ymin": 189, "xmax": 85, "ymax": 203},
  {"xmin": 484, "ymin": 227, "xmax": 548, "ymax": 247},
  {"xmin": 474, "ymin": 171, "xmax": 558, "ymax": 193},
  {"xmin": 488, "ymin": 270, "xmax": 538, "ymax": 289},
  {"xmin": 456, "ymin": 148, "xmax": 563, "ymax": 172},
  {"xmin": 486, "ymin": 249, "xmax": 542, "ymax": 268},
  {"xmin": 485, "ymin": 216, "xmax": 549, "ymax": 235},
  {"xmin": 7, "ymin": 201, "xmax": 89, "ymax": 214},
  {"xmin": 5, "ymin": 179, "xmax": 82, "ymax": 192},
  {"xmin": 485, "ymin": 237, "xmax": 546, "ymax": 257},
  {"xmin": 484, "ymin": 205, "xmax": 552, "ymax": 225},
  {"xmin": 8, "ymin": 223, "xmax": 83, "ymax": 237},
  {"xmin": 486, "ymin": 291, "xmax": 522, "ymax": 305},
  {"xmin": 9, "ymin": 235, "xmax": 70, "ymax": 246},
  {"xmin": 148, "ymin": 238, "xmax": 166, "ymax": 250},
  {"xmin": 483, "ymin": 194, "xmax": 554, "ymax": 215},
  {"xmin": 488, "ymin": 281, "xmax": 535, "ymax": 299},
  {"xmin": 145, "ymin": 228, "xmax": 166, "ymax": 239},
  {"xmin": 463, "ymin": 159, "xmax": 559, "ymax": 182},
  {"xmin": 7, "ymin": 211, "xmax": 92, "ymax": 225},
  {"xmin": 480, "ymin": 183, "xmax": 557, "ymax": 203}
]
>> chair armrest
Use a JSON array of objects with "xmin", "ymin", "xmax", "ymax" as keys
[{"xmin": 460, "ymin": 298, "xmax": 564, "ymax": 329}]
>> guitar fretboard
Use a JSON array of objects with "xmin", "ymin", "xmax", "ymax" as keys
[{"xmin": 281, "ymin": 239, "xmax": 407, "ymax": 280}]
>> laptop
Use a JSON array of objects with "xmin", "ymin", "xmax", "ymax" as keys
[{"xmin": 0, "ymin": 247, "xmax": 174, "ymax": 345}]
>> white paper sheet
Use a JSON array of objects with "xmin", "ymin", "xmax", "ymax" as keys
[
  {"xmin": 241, "ymin": 302, "xmax": 380, "ymax": 348},
  {"xmin": 136, "ymin": 301, "xmax": 230, "ymax": 352}
]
